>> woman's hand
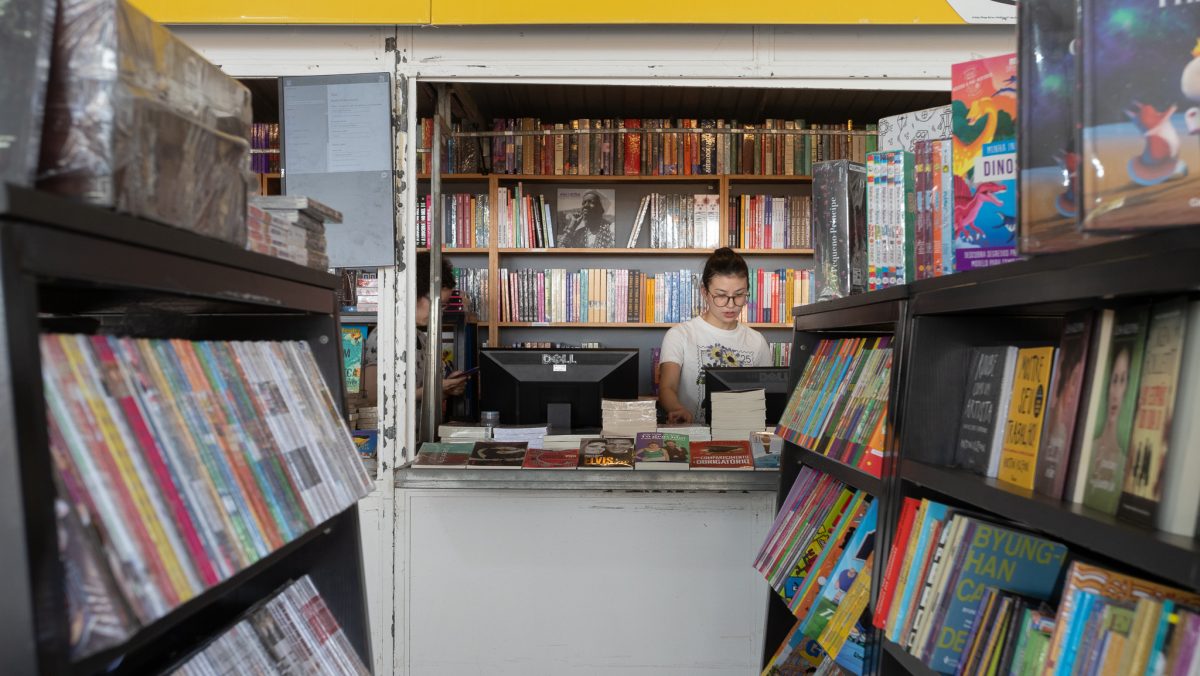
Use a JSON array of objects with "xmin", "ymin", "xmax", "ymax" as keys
[
  {"xmin": 443, "ymin": 372, "xmax": 468, "ymax": 397},
  {"xmin": 666, "ymin": 407, "xmax": 693, "ymax": 424}
]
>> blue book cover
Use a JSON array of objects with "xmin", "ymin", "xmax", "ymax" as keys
[
  {"xmin": 800, "ymin": 500, "xmax": 879, "ymax": 641},
  {"xmin": 888, "ymin": 500, "xmax": 950, "ymax": 644},
  {"xmin": 926, "ymin": 519, "xmax": 1068, "ymax": 673}
]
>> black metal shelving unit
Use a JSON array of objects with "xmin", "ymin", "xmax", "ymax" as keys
[
  {"xmin": 766, "ymin": 223, "xmax": 1200, "ymax": 675},
  {"xmin": 0, "ymin": 185, "xmax": 371, "ymax": 675}
]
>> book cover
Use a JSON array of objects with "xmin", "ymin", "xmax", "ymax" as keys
[
  {"xmin": 578, "ymin": 437, "xmax": 635, "ymax": 469},
  {"xmin": 466, "ymin": 441, "xmax": 528, "ymax": 469},
  {"xmin": 1157, "ymin": 301, "xmax": 1200, "ymax": 536},
  {"xmin": 1034, "ymin": 312, "xmax": 1095, "ymax": 499},
  {"xmin": 1017, "ymin": 0, "xmax": 1087, "ymax": 254},
  {"xmin": 1083, "ymin": 305, "xmax": 1151, "ymax": 515},
  {"xmin": 1117, "ymin": 298, "xmax": 1189, "ymax": 526},
  {"xmin": 812, "ymin": 160, "xmax": 868, "ymax": 302},
  {"xmin": 954, "ymin": 346, "xmax": 1018, "ymax": 475},
  {"xmin": 888, "ymin": 500, "xmax": 949, "ymax": 644},
  {"xmin": 874, "ymin": 497, "xmax": 920, "ymax": 630},
  {"xmin": 2, "ymin": 0, "xmax": 54, "ymax": 187},
  {"xmin": 1079, "ymin": 0, "xmax": 1200, "ymax": 231},
  {"xmin": 522, "ymin": 448, "xmax": 580, "ymax": 469},
  {"xmin": 877, "ymin": 105, "xmax": 953, "ymax": 154},
  {"xmin": 1067, "ymin": 309, "xmax": 1116, "ymax": 504},
  {"xmin": 634, "ymin": 432, "xmax": 689, "ymax": 470},
  {"xmin": 925, "ymin": 519, "xmax": 1068, "ymax": 673},
  {"xmin": 412, "ymin": 442, "xmax": 472, "ymax": 469},
  {"xmin": 997, "ymin": 346, "xmax": 1057, "ymax": 490},
  {"xmin": 801, "ymin": 500, "xmax": 878, "ymax": 642},
  {"xmin": 689, "ymin": 440, "xmax": 754, "ymax": 470},
  {"xmin": 750, "ymin": 431, "xmax": 783, "ymax": 470},
  {"xmin": 951, "ymin": 53, "xmax": 1019, "ymax": 271}
]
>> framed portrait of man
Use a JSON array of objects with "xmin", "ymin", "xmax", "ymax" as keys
[{"xmin": 555, "ymin": 188, "xmax": 616, "ymax": 248}]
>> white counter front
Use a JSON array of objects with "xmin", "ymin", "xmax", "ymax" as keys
[{"xmin": 392, "ymin": 469, "xmax": 779, "ymax": 676}]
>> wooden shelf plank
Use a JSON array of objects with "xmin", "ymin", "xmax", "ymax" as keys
[
  {"xmin": 902, "ymin": 460, "xmax": 1200, "ymax": 591},
  {"xmin": 726, "ymin": 174, "xmax": 813, "ymax": 182},
  {"xmin": 496, "ymin": 247, "xmax": 813, "ymax": 256},
  {"xmin": 495, "ymin": 321, "xmax": 793, "ymax": 329},
  {"xmin": 416, "ymin": 247, "xmax": 489, "ymax": 254}
]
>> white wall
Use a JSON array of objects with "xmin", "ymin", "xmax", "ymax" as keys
[{"xmin": 169, "ymin": 21, "xmax": 1015, "ymax": 675}]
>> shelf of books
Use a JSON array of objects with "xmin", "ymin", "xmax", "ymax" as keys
[{"xmin": 0, "ymin": 191, "xmax": 373, "ymax": 675}]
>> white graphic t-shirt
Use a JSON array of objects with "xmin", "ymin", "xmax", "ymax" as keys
[{"xmin": 659, "ymin": 316, "xmax": 771, "ymax": 423}]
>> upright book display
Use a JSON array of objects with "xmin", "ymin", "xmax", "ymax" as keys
[{"xmin": 0, "ymin": 185, "xmax": 371, "ymax": 675}]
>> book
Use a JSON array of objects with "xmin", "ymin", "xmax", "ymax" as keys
[
  {"xmin": 412, "ymin": 442, "xmax": 472, "ymax": 469},
  {"xmin": 865, "ymin": 150, "xmax": 917, "ymax": 289},
  {"xmin": 1117, "ymin": 297, "xmax": 1189, "ymax": 526},
  {"xmin": 1082, "ymin": 305, "xmax": 1151, "ymax": 515},
  {"xmin": 812, "ymin": 159, "xmax": 868, "ymax": 301},
  {"xmin": 953, "ymin": 346, "xmax": 1018, "ymax": 475},
  {"xmin": 634, "ymin": 432, "xmax": 689, "ymax": 470},
  {"xmin": 1157, "ymin": 300, "xmax": 1200, "ymax": 536},
  {"xmin": 951, "ymin": 53, "xmax": 1019, "ymax": 271},
  {"xmin": 1078, "ymin": 0, "xmax": 1200, "ymax": 232},
  {"xmin": 689, "ymin": 440, "xmax": 754, "ymax": 470},
  {"xmin": 1017, "ymin": 0, "xmax": 1090, "ymax": 254},
  {"xmin": 750, "ymin": 431, "xmax": 783, "ymax": 470},
  {"xmin": 997, "ymin": 345, "xmax": 1057, "ymax": 490},
  {"xmin": 466, "ymin": 441, "xmax": 528, "ymax": 469},
  {"xmin": 923, "ymin": 517, "xmax": 1068, "ymax": 673},
  {"xmin": 578, "ymin": 437, "xmax": 635, "ymax": 469},
  {"xmin": 1043, "ymin": 561, "xmax": 1200, "ymax": 675},
  {"xmin": 877, "ymin": 105, "xmax": 953, "ymax": 153},
  {"xmin": 800, "ymin": 500, "xmax": 878, "ymax": 643},
  {"xmin": 1067, "ymin": 308, "xmax": 1116, "ymax": 504},
  {"xmin": 1034, "ymin": 311, "xmax": 1095, "ymax": 499},
  {"xmin": 521, "ymin": 448, "xmax": 580, "ymax": 469},
  {"xmin": 1, "ymin": 0, "xmax": 55, "ymax": 187}
]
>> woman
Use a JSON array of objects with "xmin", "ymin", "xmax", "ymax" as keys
[{"xmin": 657, "ymin": 248, "xmax": 771, "ymax": 424}]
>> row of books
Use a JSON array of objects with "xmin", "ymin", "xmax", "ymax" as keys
[
  {"xmin": 171, "ymin": 576, "xmax": 368, "ymax": 675},
  {"xmin": 729, "ymin": 194, "xmax": 813, "ymax": 250},
  {"xmin": 755, "ymin": 467, "xmax": 877, "ymax": 673},
  {"xmin": 42, "ymin": 334, "xmax": 372, "ymax": 628},
  {"xmin": 495, "ymin": 267, "xmax": 808, "ymax": 325},
  {"xmin": 246, "ymin": 196, "xmax": 337, "ymax": 271},
  {"xmin": 640, "ymin": 193, "xmax": 721, "ymax": 250},
  {"xmin": 420, "ymin": 117, "xmax": 878, "ymax": 177},
  {"xmin": 776, "ymin": 336, "xmax": 892, "ymax": 478},
  {"xmin": 949, "ymin": 299, "xmax": 1200, "ymax": 534},
  {"xmin": 413, "ymin": 432, "xmax": 781, "ymax": 470},
  {"xmin": 415, "ymin": 192, "xmax": 490, "ymax": 249},
  {"xmin": 879, "ymin": 498, "xmax": 1200, "ymax": 675},
  {"xmin": 250, "ymin": 122, "xmax": 280, "ymax": 175},
  {"xmin": 449, "ymin": 267, "xmax": 489, "ymax": 322}
]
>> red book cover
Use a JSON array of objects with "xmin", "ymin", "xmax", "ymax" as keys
[
  {"xmin": 873, "ymin": 497, "xmax": 920, "ymax": 629},
  {"xmin": 856, "ymin": 414, "xmax": 886, "ymax": 479},
  {"xmin": 690, "ymin": 440, "xmax": 754, "ymax": 470},
  {"xmin": 523, "ymin": 448, "xmax": 580, "ymax": 469}
]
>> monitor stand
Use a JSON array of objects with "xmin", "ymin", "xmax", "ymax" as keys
[{"xmin": 547, "ymin": 403, "xmax": 572, "ymax": 435}]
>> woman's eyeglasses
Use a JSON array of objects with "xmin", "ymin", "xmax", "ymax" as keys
[{"xmin": 708, "ymin": 292, "xmax": 750, "ymax": 307}]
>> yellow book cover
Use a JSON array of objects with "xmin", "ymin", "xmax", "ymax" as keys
[
  {"xmin": 817, "ymin": 551, "xmax": 874, "ymax": 658},
  {"xmin": 997, "ymin": 345, "xmax": 1056, "ymax": 489}
]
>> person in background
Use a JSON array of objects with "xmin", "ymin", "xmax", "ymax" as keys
[
  {"xmin": 557, "ymin": 190, "xmax": 615, "ymax": 248},
  {"xmin": 657, "ymin": 247, "xmax": 771, "ymax": 424},
  {"xmin": 362, "ymin": 252, "xmax": 468, "ymax": 409}
]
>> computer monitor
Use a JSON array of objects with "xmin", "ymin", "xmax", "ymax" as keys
[
  {"xmin": 479, "ymin": 348, "xmax": 639, "ymax": 433},
  {"xmin": 702, "ymin": 366, "xmax": 791, "ymax": 426}
]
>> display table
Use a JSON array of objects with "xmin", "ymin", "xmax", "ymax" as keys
[{"xmin": 393, "ymin": 468, "xmax": 779, "ymax": 676}]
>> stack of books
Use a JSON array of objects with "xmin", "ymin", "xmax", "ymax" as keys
[
  {"xmin": 42, "ymin": 334, "xmax": 372, "ymax": 625},
  {"xmin": 709, "ymin": 389, "xmax": 766, "ymax": 441},
  {"xmin": 172, "ymin": 575, "xmax": 369, "ymax": 675},
  {"xmin": 247, "ymin": 195, "xmax": 340, "ymax": 270},
  {"xmin": 351, "ymin": 405, "xmax": 378, "ymax": 431},
  {"xmin": 437, "ymin": 423, "xmax": 491, "ymax": 443},
  {"xmin": 658, "ymin": 424, "xmax": 711, "ymax": 442},
  {"xmin": 492, "ymin": 424, "xmax": 549, "ymax": 450},
  {"xmin": 542, "ymin": 433, "xmax": 589, "ymax": 450},
  {"xmin": 755, "ymin": 467, "xmax": 877, "ymax": 672},
  {"xmin": 601, "ymin": 399, "xmax": 657, "ymax": 438}
]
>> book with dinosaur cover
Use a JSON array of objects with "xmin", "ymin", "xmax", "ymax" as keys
[
  {"xmin": 997, "ymin": 346, "xmax": 1057, "ymax": 490},
  {"xmin": 951, "ymin": 53, "xmax": 1019, "ymax": 271},
  {"xmin": 1034, "ymin": 311, "xmax": 1094, "ymax": 500},
  {"xmin": 812, "ymin": 160, "xmax": 868, "ymax": 301},
  {"xmin": 1117, "ymin": 298, "xmax": 1189, "ymax": 526},
  {"xmin": 1082, "ymin": 305, "xmax": 1150, "ymax": 515},
  {"xmin": 1018, "ymin": 0, "xmax": 1092, "ymax": 254},
  {"xmin": 1079, "ymin": 0, "xmax": 1200, "ymax": 231}
]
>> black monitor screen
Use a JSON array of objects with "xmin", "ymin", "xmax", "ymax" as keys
[
  {"xmin": 479, "ymin": 348, "xmax": 639, "ymax": 432},
  {"xmin": 703, "ymin": 366, "xmax": 791, "ymax": 425}
]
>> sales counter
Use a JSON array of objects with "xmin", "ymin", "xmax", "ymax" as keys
[{"xmin": 392, "ymin": 467, "xmax": 779, "ymax": 675}]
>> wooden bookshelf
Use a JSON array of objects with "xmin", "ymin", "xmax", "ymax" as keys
[
  {"xmin": 418, "ymin": 247, "xmax": 489, "ymax": 254},
  {"xmin": 496, "ymin": 247, "xmax": 813, "ymax": 256},
  {"xmin": 494, "ymin": 321, "xmax": 793, "ymax": 329}
]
